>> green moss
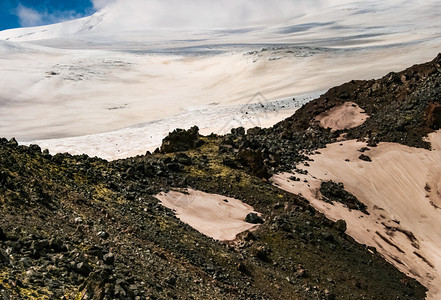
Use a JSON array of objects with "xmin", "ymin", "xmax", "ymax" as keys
[
  {"xmin": 92, "ymin": 184, "xmax": 124, "ymax": 204},
  {"xmin": 1, "ymin": 270, "xmax": 51, "ymax": 300}
]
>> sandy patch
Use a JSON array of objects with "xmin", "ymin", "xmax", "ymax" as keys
[
  {"xmin": 315, "ymin": 102, "xmax": 369, "ymax": 131},
  {"xmin": 272, "ymin": 131, "xmax": 441, "ymax": 299},
  {"xmin": 155, "ymin": 188, "xmax": 261, "ymax": 241}
]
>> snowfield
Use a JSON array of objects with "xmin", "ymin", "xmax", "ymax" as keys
[{"xmin": 0, "ymin": 0, "xmax": 440, "ymax": 159}]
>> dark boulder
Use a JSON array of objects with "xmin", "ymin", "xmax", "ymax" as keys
[
  {"xmin": 358, "ymin": 154, "xmax": 372, "ymax": 162},
  {"xmin": 237, "ymin": 148, "xmax": 270, "ymax": 179},
  {"xmin": 245, "ymin": 213, "xmax": 264, "ymax": 224},
  {"xmin": 237, "ymin": 262, "xmax": 249, "ymax": 274},
  {"xmin": 335, "ymin": 220, "xmax": 347, "ymax": 233},
  {"xmin": 103, "ymin": 252, "xmax": 115, "ymax": 265},
  {"xmin": 7, "ymin": 138, "xmax": 18, "ymax": 147},
  {"xmin": 49, "ymin": 237, "xmax": 64, "ymax": 252},
  {"xmin": 97, "ymin": 231, "xmax": 109, "ymax": 240},
  {"xmin": 28, "ymin": 144, "xmax": 42, "ymax": 154},
  {"xmin": 253, "ymin": 246, "xmax": 270, "ymax": 262},
  {"xmin": 160, "ymin": 126, "xmax": 204, "ymax": 153},
  {"xmin": 76, "ymin": 262, "xmax": 92, "ymax": 276},
  {"xmin": 231, "ymin": 127, "xmax": 246, "ymax": 136}
]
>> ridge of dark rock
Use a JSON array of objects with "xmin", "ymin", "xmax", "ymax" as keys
[
  {"xmin": 1, "ymin": 54, "xmax": 439, "ymax": 299},
  {"xmin": 220, "ymin": 53, "xmax": 441, "ymax": 177}
]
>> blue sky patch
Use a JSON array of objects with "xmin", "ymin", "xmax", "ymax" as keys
[{"xmin": 0, "ymin": 0, "xmax": 96, "ymax": 31}]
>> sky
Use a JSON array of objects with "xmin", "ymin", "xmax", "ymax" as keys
[{"xmin": 0, "ymin": 0, "xmax": 112, "ymax": 31}]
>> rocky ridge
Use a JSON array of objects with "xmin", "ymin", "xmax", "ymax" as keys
[{"xmin": 220, "ymin": 54, "xmax": 441, "ymax": 178}]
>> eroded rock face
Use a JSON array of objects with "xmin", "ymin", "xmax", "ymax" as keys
[
  {"xmin": 237, "ymin": 148, "xmax": 270, "ymax": 179},
  {"xmin": 426, "ymin": 103, "xmax": 441, "ymax": 130},
  {"xmin": 160, "ymin": 126, "xmax": 204, "ymax": 153}
]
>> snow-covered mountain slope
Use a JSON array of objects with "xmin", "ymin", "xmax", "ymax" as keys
[
  {"xmin": 0, "ymin": 9, "xmax": 108, "ymax": 42},
  {"xmin": 1, "ymin": 0, "xmax": 440, "ymax": 47},
  {"xmin": 0, "ymin": 0, "xmax": 440, "ymax": 158}
]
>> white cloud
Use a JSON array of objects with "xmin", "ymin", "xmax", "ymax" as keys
[
  {"xmin": 15, "ymin": 4, "xmax": 88, "ymax": 28},
  {"xmin": 94, "ymin": 0, "xmax": 356, "ymax": 31},
  {"xmin": 92, "ymin": 0, "xmax": 116, "ymax": 10},
  {"xmin": 15, "ymin": 0, "xmax": 356, "ymax": 30},
  {"xmin": 16, "ymin": 5, "xmax": 43, "ymax": 27}
]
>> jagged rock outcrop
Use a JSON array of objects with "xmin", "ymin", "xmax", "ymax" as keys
[
  {"xmin": 219, "ymin": 54, "xmax": 441, "ymax": 177},
  {"xmin": 160, "ymin": 125, "xmax": 204, "ymax": 153}
]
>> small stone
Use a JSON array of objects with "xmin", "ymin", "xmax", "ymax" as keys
[
  {"xmin": 115, "ymin": 284, "xmax": 127, "ymax": 297},
  {"xmin": 237, "ymin": 262, "xmax": 248, "ymax": 273},
  {"xmin": 165, "ymin": 276, "xmax": 177, "ymax": 286},
  {"xmin": 103, "ymin": 252, "xmax": 115, "ymax": 265},
  {"xmin": 327, "ymin": 293, "xmax": 337, "ymax": 300},
  {"xmin": 254, "ymin": 246, "xmax": 270, "ymax": 261},
  {"xmin": 358, "ymin": 154, "xmax": 372, "ymax": 162},
  {"xmin": 26, "ymin": 269, "xmax": 43, "ymax": 283},
  {"xmin": 222, "ymin": 157, "xmax": 237, "ymax": 168},
  {"xmin": 295, "ymin": 265, "xmax": 307, "ymax": 278},
  {"xmin": 49, "ymin": 238, "xmax": 64, "ymax": 252},
  {"xmin": 0, "ymin": 248, "xmax": 10, "ymax": 264},
  {"xmin": 19, "ymin": 257, "xmax": 32, "ymax": 268},
  {"xmin": 97, "ymin": 231, "xmax": 109, "ymax": 239},
  {"xmin": 76, "ymin": 262, "xmax": 92, "ymax": 276}
]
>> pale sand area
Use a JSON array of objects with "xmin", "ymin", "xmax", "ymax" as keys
[
  {"xmin": 315, "ymin": 102, "xmax": 369, "ymax": 131},
  {"xmin": 155, "ymin": 189, "xmax": 261, "ymax": 241},
  {"xmin": 272, "ymin": 131, "xmax": 441, "ymax": 299}
]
